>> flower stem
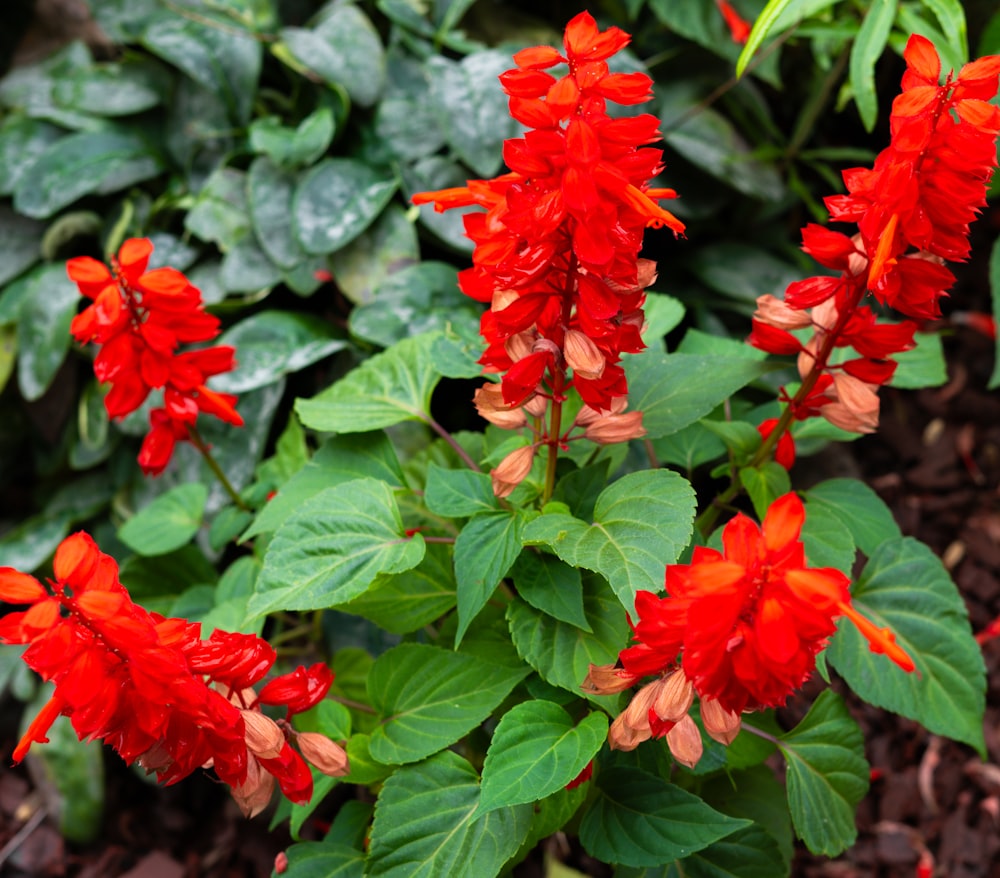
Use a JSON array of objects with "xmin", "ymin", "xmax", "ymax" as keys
[
  {"xmin": 541, "ymin": 394, "xmax": 563, "ymax": 506},
  {"xmin": 188, "ymin": 426, "xmax": 251, "ymax": 512},
  {"xmin": 426, "ymin": 415, "xmax": 481, "ymax": 472}
]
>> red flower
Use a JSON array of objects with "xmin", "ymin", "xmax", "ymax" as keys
[
  {"xmin": 68, "ymin": 238, "xmax": 242, "ymax": 475},
  {"xmin": 0, "ymin": 532, "xmax": 343, "ymax": 813},
  {"xmin": 757, "ymin": 418, "xmax": 795, "ymax": 469},
  {"xmin": 413, "ymin": 12, "xmax": 681, "ymax": 418},
  {"xmin": 715, "ymin": 0, "xmax": 752, "ymax": 45},
  {"xmin": 619, "ymin": 495, "xmax": 914, "ymax": 713},
  {"xmin": 258, "ymin": 662, "xmax": 334, "ymax": 719}
]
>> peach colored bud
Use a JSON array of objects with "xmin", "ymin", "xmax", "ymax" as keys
[
  {"xmin": 666, "ymin": 714, "xmax": 703, "ymax": 769},
  {"xmin": 608, "ymin": 711, "xmax": 653, "ymax": 751},
  {"xmin": 575, "ymin": 396, "xmax": 627, "ymax": 427},
  {"xmin": 564, "ymin": 329, "xmax": 606, "ymax": 380},
  {"xmin": 620, "ymin": 679, "xmax": 659, "ymax": 732},
  {"xmin": 700, "ymin": 698, "xmax": 741, "ymax": 746},
  {"xmin": 241, "ymin": 710, "xmax": 285, "ymax": 759},
  {"xmin": 811, "ymin": 298, "xmax": 839, "ymax": 333},
  {"xmin": 533, "ymin": 337, "xmax": 562, "ymax": 359},
  {"xmin": 581, "ymin": 662, "xmax": 636, "ymax": 695},
  {"xmin": 847, "ymin": 235, "xmax": 868, "ymax": 276},
  {"xmin": 492, "ymin": 288, "xmax": 519, "ymax": 312},
  {"xmin": 474, "ymin": 383, "xmax": 527, "ymax": 430},
  {"xmin": 136, "ymin": 742, "xmax": 172, "ymax": 775},
  {"xmin": 833, "ymin": 372, "xmax": 880, "ymax": 417},
  {"xmin": 754, "ymin": 294, "xmax": 812, "ymax": 330},
  {"xmin": 796, "ymin": 337, "xmax": 819, "ymax": 381},
  {"xmin": 651, "ymin": 671, "xmax": 694, "ymax": 725},
  {"xmin": 820, "ymin": 401, "xmax": 879, "ymax": 434},
  {"xmin": 231, "ymin": 757, "xmax": 276, "ymax": 818},
  {"xmin": 605, "ymin": 258, "xmax": 658, "ymax": 294},
  {"xmin": 523, "ymin": 394, "xmax": 548, "ymax": 418},
  {"xmin": 583, "ymin": 411, "xmax": 645, "ymax": 445},
  {"xmin": 490, "ymin": 444, "xmax": 536, "ymax": 498},
  {"xmin": 297, "ymin": 732, "xmax": 350, "ymax": 777},
  {"xmin": 505, "ymin": 331, "xmax": 534, "ymax": 363}
]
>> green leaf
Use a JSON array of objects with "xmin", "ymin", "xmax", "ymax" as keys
[
  {"xmin": 889, "ymin": 331, "xmax": 947, "ymax": 389},
  {"xmin": 453, "ymin": 510, "xmax": 523, "ymax": 645},
  {"xmin": 510, "ymin": 551, "xmax": 590, "ymax": 632},
  {"xmin": 368, "ymin": 643, "xmax": 529, "ymax": 765},
  {"xmin": 14, "ymin": 263, "xmax": 79, "ymax": 401},
  {"xmin": 118, "ymin": 483, "xmax": 208, "ymax": 556},
  {"xmin": 739, "ymin": 462, "xmax": 791, "ymax": 521},
  {"xmin": 246, "ymin": 156, "xmax": 307, "ymax": 270},
  {"xmin": 279, "ymin": 842, "xmax": 364, "ymax": 878},
  {"xmin": 507, "ymin": 575, "xmax": 630, "ymax": 709},
  {"xmin": 0, "ymin": 115, "xmax": 62, "ymax": 197},
  {"xmin": 247, "ymin": 478, "xmax": 425, "ymax": 619},
  {"xmin": 849, "ymin": 0, "xmax": 898, "ymax": 131},
  {"xmin": 804, "ymin": 478, "xmax": 900, "ymax": 556},
  {"xmin": 248, "ymin": 107, "xmax": 334, "ymax": 169},
  {"xmin": 368, "ymin": 750, "xmax": 532, "ymax": 878},
  {"xmin": 778, "ymin": 690, "xmax": 869, "ymax": 856},
  {"xmin": 827, "ymin": 537, "xmax": 986, "ymax": 754},
  {"xmin": 619, "ymin": 825, "xmax": 787, "ymax": 878},
  {"xmin": 684, "ymin": 243, "xmax": 801, "ymax": 308},
  {"xmin": 652, "ymin": 422, "xmax": 726, "ymax": 472},
  {"xmin": 245, "ymin": 432, "xmax": 405, "ymax": 539},
  {"xmin": 344, "ymin": 733, "xmax": 394, "ymax": 785},
  {"xmin": 991, "ymin": 237, "xmax": 1000, "ymax": 389},
  {"xmin": 736, "ymin": 0, "xmax": 797, "ymax": 76},
  {"xmin": 213, "ymin": 310, "xmax": 348, "ymax": 393},
  {"xmin": 479, "ymin": 702, "xmax": 607, "ymax": 813},
  {"xmin": 799, "ymin": 502, "xmax": 855, "ymax": 573},
  {"xmin": 643, "ymin": 292, "xmax": 686, "ymax": 346},
  {"xmin": 920, "ymin": 0, "xmax": 968, "ymax": 63},
  {"xmin": 296, "ymin": 332, "xmax": 443, "ymax": 433},
  {"xmin": 425, "ymin": 463, "xmax": 498, "ymax": 517},
  {"xmin": 342, "ymin": 541, "xmax": 457, "ymax": 634},
  {"xmin": 13, "ymin": 127, "xmax": 163, "ymax": 219},
  {"xmin": 293, "ymin": 158, "xmax": 398, "ymax": 255},
  {"xmin": 374, "ymin": 47, "xmax": 447, "ymax": 163},
  {"xmin": 522, "ymin": 470, "xmax": 696, "ymax": 612},
  {"xmin": 350, "ymin": 262, "xmax": 481, "ymax": 349},
  {"xmin": 141, "ymin": 9, "xmax": 261, "ymax": 124},
  {"xmin": 278, "ymin": 6, "xmax": 386, "ymax": 107},
  {"xmin": 427, "ymin": 51, "xmax": 520, "ymax": 177},
  {"xmin": 329, "ymin": 204, "xmax": 419, "ymax": 306},
  {"xmin": 51, "ymin": 57, "xmax": 167, "ymax": 117},
  {"xmin": 627, "ymin": 351, "xmax": 771, "ymax": 439},
  {"xmin": 184, "ymin": 167, "xmax": 250, "ymax": 251},
  {"xmin": 580, "ymin": 767, "xmax": 750, "ymax": 867},
  {"xmin": 0, "ymin": 205, "xmax": 43, "ymax": 285}
]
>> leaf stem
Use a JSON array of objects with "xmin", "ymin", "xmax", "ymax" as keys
[
  {"xmin": 741, "ymin": 721, "xmax": 780, "ymax": 745},
  {"xmin": 188, "ymin": 426, "xmax": 252, "ymax": 512},
  {"xmin": 425, "ymin": 415, "xmax": 481, "ymax": 472}
]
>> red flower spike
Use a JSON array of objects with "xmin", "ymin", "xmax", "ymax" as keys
[
  {"xmin": 258, "ymin": 662, "xmax": 335, "ymax": 718},
  {"xmin": 67, "ymin": 238, "xmax": 242, "ymax": 475},
  {"xmin": 620, "ymin": 495, "xmax": 914, "ymax": 713},
  {"xmin": 413, "ymin": 14, "xmax": 681, "ymax": 423}
]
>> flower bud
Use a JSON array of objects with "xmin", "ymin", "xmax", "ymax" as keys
[
  {"xmin": 474, "ymin": 383, "xmax": 527, "ymax": 430},
  {"xmin": 564, "ymin": 329, "xmax": 605, "ymax": 380},
  {"xmin": 523, "ymin": 394, "xmax": 548, "ymax": 419},
  {"xmin": 575, "ymin": 396, "xmax": 626, "ymax": 427},
  {"xmin": 296, "ymin": 732, "xmax": 350, "ymax": 777},
  {"xmin": 665, "ymin": 714, "xmax": 703, "ymax": 769},
  {"xmin": 490, "ymin": 444, "xmax": 536, "ymax": 498},
  {"xmin": 618, "ymin": 679, "xmax": 659, "ymax": 733},
  {"xmin": 505, "ymin": 331, "xmax": 534, "ymax": 363},
  {"xmin": 231, "ymin": 757, "xmax": 276, "ymax": 818},
  {"xmin": 651, "ymin": 671, "xmax": 694, "ymax": 724},
  {"xmin": 699, "ymin": 698, "xmax": 741, "ymax": 746},
  {"xmin": 753, "ymin": 294, "xmax": 812, "ymax": 330},
  {"xmin": 583, "ymin": 411, "xmax": 645, "ymax": 444},
  {"xmin": 581, "ymin": 662, "xmax": 636, "ymax": 695},
  {"xmin": 608, "ymin": 711, "xmax": 652, "ymax": 751},
  {"xmin": 241, "ymin": 710, "xmax": 285, "ymax": 759},
  {"xmin": 491, "ymin": 288, "xmax": 519, "ymax": 312}
]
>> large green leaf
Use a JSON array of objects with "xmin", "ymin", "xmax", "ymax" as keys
[
  {"xmin": 0, "ymin": 205, "xmax": 42, "ymax": 286},
  {"xmin": 244, "ymin": 432, "xmax": 405, "ymax": 539},
  {"xmin": 425, "ymin": 464, "xmax": 498, "ymax": 518},
  {"xmin": 212, "ymin": 310, "xmax": 347, "ymax": 393},
  {"xmin": 804, "ymin": 478, "xmax": 900, "ymax": 556},
  {"xmin": 453, "ymin": 510, "xmax": 523, "ymax": 645},
  {"xmin": 827, "ymin": 537, "xmax": 986, "ymax": 754},
  {"xmin": 248, "ymin": 108, "xmax": 334, "ymax": 170},
  {"xmin": 184, "ymin": 167, "xmax": 250, "ymax": 251},
  {"xmin": 620, "ymin": 825, "xmax": 786, "ymax": 878},
  {"xmin": 522, "ymin": 470, "xmax": 696, "ymax": 612},
  {"xmin": 279, "ymin": 842, "xmax": 364, "ymax": 878},
  {"xmin": 367, "ymin": 643, "xmax": 529, "ymax": 765},
  {"xmin": 889, "ymin": 332, "xmax": 947, "ymax": 389},
  {"xmin": 778, "ymin": 691, "xmax": 869, "ymax": 857},
  {"xmin": 626, "ymin": 351, "xmax": 772, "ymax": 439},
  {"xmin": 278, "ymin": 5, "xmax": 386, "ymax": 107},
  {"xmin": 13, "ymin": 128, "xmax": 163, "ymax": 219},
  {"xmin": 580, "ymin": 767, "xmax": 750, "ymax": 867},
  {"xmin": 375, "ymin": 47, "xmax": 447, "ymax": 163},
  {"xmin": 479, "ymin": 702, "xmax": 607, "ymax": 813},
  {"xmin": 849, "ymin": 0, "xmax": 898, "ymax": 131},
  {"xmin": 293, "ymin": 158, "xmax": 398, "ymax": 255},
  {"xmin": 51, "ymin": 57, "xmax": 167, "ymax": 117},
  {"xmin": 367, "ymin": 750, "xmax": 532, "ymax": 878},
  {"xmin": 141, "ymin": 9, "xmax": 261, "ymax": 124},
  {"xmin": 13, "ymin": 263, "xmax": 79, "ymax": 401},
  {"xmin": 296, "ymin": 332, "xmax": 443, "ymax": 432},
  {"xmin": 0, "ymin": 116, "xmax": 62, "ymax": 197},
  {"xmin": 510, "ymin": 551, "xmax": 590, "ymax": 632},
  {"xmin": 118, "ymin": 484, "xmax": 208, "ymax": 557},
  {"xmin": 507, "ymin": 575, "xmax": 630, "ymax": 710},
  {"xmin": 247, "ymin": 156, "xmax": 306, "ymax": 270},
  {"xmin": 246, "ymin": 478, "xmax": 425, "ymax": 619}
]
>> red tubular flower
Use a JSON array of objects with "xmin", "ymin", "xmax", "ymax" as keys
[
  {"xmin": 715, "ymin": 0, "xmax": 752, "ymax": 45},
  {"xmin": 258, "ymin": 662, "xmax": 334, "ymax": 719},
  {"xmin": 0, "ymin": 532, "xmax": 343, "ymax": 813},
  {"xmin": 67, "ymin": 238, "xmax": 242, "ymax": 475},
  {"xmin": 619, "ymin": 495, "xmax": 914, "ymax": 714},
  {"xmin": 413, "ymin": 11, "xmax": 681, "ymax": 426}
]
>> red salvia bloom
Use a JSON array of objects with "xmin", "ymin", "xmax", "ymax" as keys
[
  {"xmin": 68, "ymin": 238, "xmax": 243, "ymax": 475},
  {"xmin": 413, "ymin": 11, "xmax": 682, "ymax": 416},
  {"xmin": 715, "ymin": 0, "xmax": 752, "ymax": 45},
  {"xmin": 749, "ymin": 36, "xmax": 1000, "ymax": 439},
  {"xmin": 618, "ymin": 494, "xmax": 914, "ymax": 714},
  {"xmin": 0, "ymin": 532, "xmax": 346, "ymax": 814}
]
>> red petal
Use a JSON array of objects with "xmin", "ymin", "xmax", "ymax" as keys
[
  {"xmin": 53, "ymin": 532, "xmax": 100, "ymax": 585},
  {"xmin": 902, "ymin": 34, "xmax": 940, "ymax": 82},
  {"xmin": 762, "ymin": 493, "xmax": 804, "ymax": 553},
  {"xmin": 0, "ymin": 570, "xmax": 46, "ymax": 603}
]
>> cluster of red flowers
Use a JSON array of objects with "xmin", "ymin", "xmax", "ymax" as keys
[
  {"xmin": 587, "ymin": 494, "xmax": 914, "ymax": 762},
  {"xmin": 413, "ymin": 12, "xmax": 682, "ymax": 422},
  {"xmin": 0, "ymin": 533, "xmax": 347, "ymax": 816},
  {"xmin": 750, "ymin": 36, "xmax": 1000, "ymax": 436},
  {"xmin": 68, "ymin": 238, "xmax": 243, "ymax": 475}
]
